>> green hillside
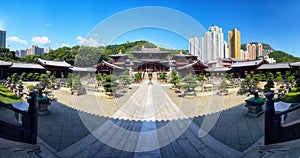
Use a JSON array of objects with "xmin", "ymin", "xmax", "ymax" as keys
[
  {"xmin": 0, "ymin": 40, "xmax": 188, "ymax": 66},
  {"xmin": 269, "ymin": 51, "xmax": 300, "ymax": 63}
]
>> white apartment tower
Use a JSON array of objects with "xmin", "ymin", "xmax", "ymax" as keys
[
  {"xmin": 200, "ymin": 25, "xmax": 224, "ymax": 63},
  {"xmin": 188, "ymin": 36, "xmax": 199, "ymax": 57}
]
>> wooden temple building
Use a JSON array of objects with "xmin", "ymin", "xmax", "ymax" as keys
[
  {"xmin": 230, "ymin": 59, "xmax": 266, "ymax": 77},
  {"xmin": 171, "ymin": 51, "xmax": 207, "ymax": 75},
  {"xmin": 131, "ymin": 47, "xmax": 170, "ymax": 72},
  {"xmin": 0, "ymin": 48, "xmax": 300, "ymax": 80},
  {"xmin": 37, "ymin": 58, "xmax": 71, "ymax": 77}
]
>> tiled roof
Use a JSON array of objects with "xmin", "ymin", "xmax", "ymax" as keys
[
  {"xmin": 132, "ymin": 48, "xmax": 170, "ymax": 54},
  {"xmin": 37, "ymin": 58, "xmax": 71, "ymax": 67},
  {"xmin": 10, "ymin": 63, "xmax": 45, "ymax": 69},
  {"xmin": 95, "ymin": 61, "xmax": 124, "ymax": 70},
  {"xmin": 205, "ymin": 67, "xmax": 231, "ymax": 72},
  {"xmin": 178, "ymin": 61, "xmax": 208, "ymax": 70},
  {"xmin": 257, "ymin": 63, "xmax": 291, "ymax": 70},
  {"xmin": 290, "ymin": 62, "xmax": 300, "ymax": 67},
  {"xmin": 70, "ymin": 67, "xmax": 97, "ymax": 72},
  {"xmin": 0, "ymin": 60, "xmax": 12, "ymax": 66},
  {"xmin": 231, "ymin": 59, "xmax": 264, "ymax": 68}
]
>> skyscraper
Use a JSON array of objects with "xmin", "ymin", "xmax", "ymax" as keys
[
  {"xmin": 228, "ymin": 28, "xmax": 241, "ymax": 59},
  {"xmin": 245, "ymin": 43, "xmax": 263, "ymax": 60},
  {"xmin": 188, "ymin": 36, "xmax": 199, "ymax": 57},
  {"xmin": 200, "ymin": 25, "xmax": 224, "ymax": 63},
  {"xmin": 27, "ymin": 45, "xmax": 44, "ymax": 55},
  {"xmin": 257, "ymin": 43, "xmax": 263, "ymax": 57},
  {"xmin": 0, "ymin": 30, "xmax": 6, "ymax": 48}
]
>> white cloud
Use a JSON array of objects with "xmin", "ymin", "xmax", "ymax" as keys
[
  {"xmin": 61, "ymin": 43, "xmax": 69, "ymax": 47},
  {"xmin": 32, "ymin": 36, "xmax": 51, "ymax": 45},
  {"xmin": 76, "ymin": 36, "xmax": 103, "ymax": 47},
  {"xmin": 7, "ymin": 36, "xmax": 28, "ymax": 45}
]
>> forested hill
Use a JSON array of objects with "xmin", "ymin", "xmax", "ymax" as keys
[
  {"xmin": 0, "ymin": 40, "xmax": 188, "ymax": 66},
  {"xmin": 269, "ymin": 51, "xmax": 300, "ymax": 63}
]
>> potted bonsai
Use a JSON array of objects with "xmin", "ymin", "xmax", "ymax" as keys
[
  {"xmin": 71, "ymin": 75, "xmax": 82, "ymax": 96},
  {"xmin": 134, "ymin": 72, "xmax": 142, "ymax": 83},
  {"xmin": 11, "ymin": 73, "xmax": 18, "ymax": 90},
  {"xmin": 238, "ymin": 74, "xmax": 265, "ymax": 117},
  {"xmin": 119, "ymin": 70, "xmax": 131, "ymax": 93},
  {"xmin": 17, "ymin": 80, "xmax": 24, "ymax": 98},
  {"xmin": 103, "ymin": 75, "xmax": 118, "ymax": 98},
  {"xmin": 170, "ymin": 70, "xmax": 181, "ymax": 90},
  {"xmin": 180, "ymin": 73, "xmax": 198, "ymax": 98},
  {"xmin": 218, "ymin": 80, "xmax": 229, "ymax": 96}
]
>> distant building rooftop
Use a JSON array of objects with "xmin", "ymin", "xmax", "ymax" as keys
[
  {"xmin": 37, "ymin": 58, "xmax": 71, "ymax": 67},
  {"xmin": 205, "ymin": 67, "xmax": 231, "ymax": 72},
  {"xmin": 10, "ymin": 62, "xmax": 45, "ymax": 69},
  {"xmin": 0, "ymin": 61, "xmax": 12, "ymax": 66},
  {"xmin": 178, "ymin": 61, "xmax": 208, "ymax": 70},
  {"xmin": 231, "ymin": 59, "xmax": 264, "ymax": 68},
  {"xmin": 257, "ymin": 63, "xmax": 291, "ymax": 70},
  {"xmin": 70, "ymin": 67, "xmax": 96, "ymax": 72}
]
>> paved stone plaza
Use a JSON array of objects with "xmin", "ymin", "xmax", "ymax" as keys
[{"xmin": 2, "ymin": 80, "xmax": 299, "ymax": 157}]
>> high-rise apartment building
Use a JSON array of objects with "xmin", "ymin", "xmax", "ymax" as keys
[
  {"xmin": 200, "ymin": 25, "xmax": 224, "ymax": 63},
  {"xmin": 0, "ymin": 30, "xmax": 6, "ymax": 48},
  {"xmin": 27, "ymin": 45, "xmax": 44, "ymax": 55},
  {"xmin": 228, "ymin": 28, "xmax": 241, "ymax": 59},
  {"xmin": 45, "ymin": 46, "xmax": 52, "ymax": 53},
  {"xmin": 245, "ymin": 43, "xmax": 263, "ymax": 60},
  {"xmin": 189, "ymin": 36, "xmax": 199, "ymax": 57}
]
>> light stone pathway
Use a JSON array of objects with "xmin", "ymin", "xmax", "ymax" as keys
[{"xmin": 53, "ymin": 81, "xmax": 249, "ymax": 121}]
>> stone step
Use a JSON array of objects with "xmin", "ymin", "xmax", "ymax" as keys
[{"xmin": 0, "ymin": 148, "xmax": 40, "ymax": 158}]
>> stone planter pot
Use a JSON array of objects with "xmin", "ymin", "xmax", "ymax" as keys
[
  {"xmin": 184, "ymin": 90, "xmax": 195, "ymax": 99},
  {"xmin": 71, "ymin": 89, "xmax": 80, "ymax": 96},
  {"xmin": 105, "ymin": 92, "xmax": 114, "ymax": 99},
  {"xmin": 245, "ymin": 97, "xmax": 265, "ymax": 117}
]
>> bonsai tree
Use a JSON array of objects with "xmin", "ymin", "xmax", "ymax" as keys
[
  {"xmin": 46, "ymin": 70, "xmax": 51, "ymax": 78},
  {"xmin": 226, "ymin": 73, "xmax": 233, "ymax": 81},
  {"xmin": 67, "ymin": 73, "xmax": 73, "ymax": 88},
  {"xmin": 134, "ymin": 72, "xmax": 142, "ymax": 83},
  {"xmin": 287, "ymin": 75, "xmax": 295, "ymax": 84},
  {"xmin": 254, "ymin": 74, "xmax": 262, "ymax": 82},
  {"xmin": 275, "ymin": 72, "xmax": 282, "ymax": 85},
  {"xmin": 33, "ymin": 73, "xmax": 40, "ymax": 81},
  {"xmin": 50, "ymin": 74, "xmax": 56, "ymax": 88},
  {"xmin": 27, "ymin": 73, "xmax": 34, "ymax": 81},
  {"xmin": 20, "ymin": 72, "xmax": 27, "ymax": 81},
  {"xmin": 11, "ymin": 73, "xmax": 18, "ymax": 84},
  {"xmin": 6, "ymin": 76, "xmax": 11, "ymax": 85},
  {"xmin": 196, "ymin": 74, "xmax": 205, "ymax": 85},
  {"xmin": 267, "ymin": 72, "xmax": 274, "ymax": 81},
  {"xmin": 219, "ymin": 80, "xmax": 228, "ymax": 90},
  {"xmin": 261, "ymin": 73, "xmax": 266, "ymax": 81},
  {"xmin": 180, "ymin": 73, "xmax": 198, "ymax": 92},
  {"xmin": 264, "ymin": 79, "xmax": 275, "ymax": 93},
  {"xmin": 237, "ymin": 74, "xmax": 261, "ymax": 97},
  {"xmin": 40, "ymin": 74, "xmax": 50, "ymax": 89},
  {"xmin": 170, "ymin": 70, "xmax": 180, "ymax": 88},
  {"xmin": 158, "ymin": 72, "xmax": 167, "ymax": 81},
  {"xmin": 119, "ymin": 70, "xmax": 131, "ymax": 88},
  {"xmin": 18, "ymin": 80, "xmax": 23, "ymax": 89},
  {"xmin": 103, "ymin": 75, "xmax": 119, "ymax": 94},
  {"xmin": 72, "ymin": 75, "xmax": 82, "ymax": 90}
]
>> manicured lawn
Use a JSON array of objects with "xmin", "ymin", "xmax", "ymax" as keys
[
  {"xmin": 281, "ymin": 88, "xmax": 300, "ymax": 103},
  {"xmin": 0, "ymin": 84, "xmax": 23, "ymax": 104}
]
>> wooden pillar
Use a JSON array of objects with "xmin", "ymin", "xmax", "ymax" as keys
[
  {"xmin": 265, "ymin": 92, "xmax": 276, "ymax": 145},
  {"xmin": 27, "ymin": 90, "xmax": 38, "ymax": 144}
]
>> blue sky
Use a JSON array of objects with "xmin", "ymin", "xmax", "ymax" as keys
[{"xmin": 0, "ymin": 0, "xmax": 300, "ymax": 57}]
